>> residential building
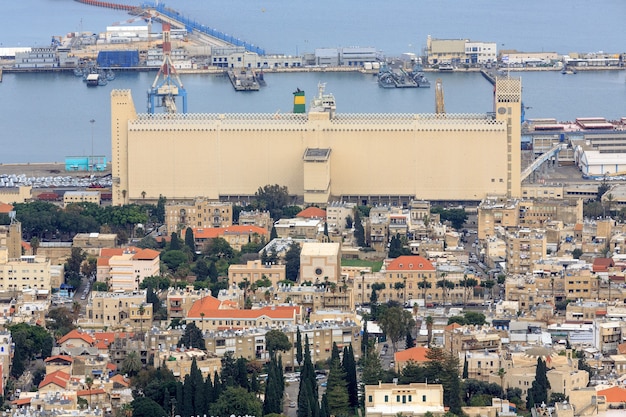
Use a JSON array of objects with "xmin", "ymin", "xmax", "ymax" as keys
[
  {"xmin": 444, "ymin": 324, "xmax": 502, "ymax": 358},
  {"xmin": 238, "ymin": 209, "xmax": 272, "ymax": 232},
  {"xmin": 193, "ymin": 225, "xmax": 268, "ymax": 251},
  {"xmin": 165, "ymin": 200, "xmax": 233, "ymax": 234},
  {"xmin": 274, "ymin": 218, "xmax": 322, "ymax": 240},
  {"xmin": 506, "ymin": 229, "xmax": 547, "ymax": 274},
  {"xmin": 73, "ymin": 233, "xmax": 118, "ymax": 255},
  {"xmin": 326, "ymin": 202, "xmax": 356, "ymax": 233},
  {"xmin": 186, "ymin": 295, "xmax": 302, "ymax": 331},
  {"xmin": 0, "ymin": 220, "xmax": 22, "ymax": 260},
  {"xmin": 364, "ymin": 382, "xmax": 445, "ymax": 417},
  {"xmin": 154, "ymin": 348, "xmax": 222, "ymax": 379},
  {"xmin": 0, "ymin": 250, "xmax": 52, "ymax": 291},
  {"xmin": 82, "ymin": 290, "xmax": 152, "ymax": 331},
  {"xmin": 166, "ymin": 288, "xmax": 211, "ymax": 320},
  {"xmin": 96, "ymin": 247, "xmax": 160, "ymax": 291},
  {"xmin": 228, "ymin": 260, "xmax": 286, "ymax": 288}
]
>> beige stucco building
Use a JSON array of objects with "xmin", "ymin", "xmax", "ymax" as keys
[
  {"xmin": 364, "ymin": 382, "xmax": 445, "ymax": 417},
  {"xmin": 0, "ymin": 249, "xmax": 52, "ymax": 291},
  {"xmin": 228, "ymin": 259, "xmax": 286, "ymax": 288},
  {"xmin": 110, "ymin": 77, "xmax": 521, "ymax": 206},
  {"xmin": 165, "ymin": 199, "xmax": 232, "ymax": 234},
  {"xmin": 82, "ymin": 290, "xmax": 152, "ymax": 331}
]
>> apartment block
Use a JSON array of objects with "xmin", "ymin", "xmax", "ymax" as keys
[{"xmin": 166, "ymin": 199, "xmax": 233, "ymax": 234}]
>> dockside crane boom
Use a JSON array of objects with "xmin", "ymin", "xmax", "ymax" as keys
[
  {"xmin": 435, "ymin": 78, "xmax": 445, "ymax": 115},
  {"xmin": 147, "ymin": 22, "xmax": 187, "ymax": 114}
]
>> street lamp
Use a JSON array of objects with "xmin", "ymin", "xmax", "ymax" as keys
[{"xmin": 89, "ymin": 119, "xmax": 95, "ymax": 172}]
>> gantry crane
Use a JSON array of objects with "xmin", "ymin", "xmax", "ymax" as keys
[
  {"xmin": 435, "ymin": 78, "xmax": 445, "ymax": 115},
  {"xmin": 147, "ymin": 22, "xmax": 187, "ymax": 114}
]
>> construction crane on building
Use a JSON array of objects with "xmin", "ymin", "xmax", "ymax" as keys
[
  {"xmin": 147, "ymin": 22, "xmax": 187, "ymax": 114},
  {"xmin": 435, "ymin": 78, "xmax": 445, "ymax": 115}
]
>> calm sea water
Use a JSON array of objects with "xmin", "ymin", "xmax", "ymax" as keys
[{"xmin": 1, "ymin": 0, "xmax": 625, "ymax": 163}]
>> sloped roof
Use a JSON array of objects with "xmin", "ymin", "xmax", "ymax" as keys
[
  {"xmin": 188, "ymin": 302, "xmax": 300, "ymax": 320},
  {"xmin": 38, "ymin": 370, "xmax": 70, "ymax": 389},
  {"xmin": 297, "ymin": 206, "xmax": 327, "ymax": 219},
  {"xmin": 44, "ymin": 355, "xmax": 73, "ymax": 364},
  {"xmin": 77, "ymin": 388, "xmax": 106, "ymax": 396},
  {"xmin": 110, "ymin": 374, "xmax": 129, "ymax": 387},
  {"xmin": 132, "ymin": 248, "xmax": 160, "ymax": 260},
  {"xmin": 387, "ymin": 255, "xmax": 435, "ymax": 272},
  {"xmin": 58, "ymin": 329, "xmax": 94, "ymax": 345},
  {"xmin": 445, "ymin": 322, "xmax": 463, "ymax": 331},
  {"xmin": 593, "ymin": 257, "xmax": 614, "ymax": 272},
  {"xmin": 598, "ymin": 386, "xmax": 626, "ymax": 403},
  {"xmin": 0, "ymin": 203, "xmax": 13, "ymax": 214},
  {"xmin": 395, "ymin": 346, "xmax": 430, "ymax": 363}
]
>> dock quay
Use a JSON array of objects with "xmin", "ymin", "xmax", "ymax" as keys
[
  {"xmin": 227, "ymin": 69, "xmax": 261, "ymax": 91},
  {"xmin": 73, "ymin": 0, "xmax": 138, "ymax": 11},
  {"xmin": 480, "ymin": 69, "xmax": 496, "ymax": 85}
]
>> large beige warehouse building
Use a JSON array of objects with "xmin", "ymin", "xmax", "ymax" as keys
[{"xmin": 111, "ymin": 78, "xmax": 521, "ymax": 206}]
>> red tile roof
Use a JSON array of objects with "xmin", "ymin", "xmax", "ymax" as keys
[
  {"xmin": 188, "ymin": 302, "xmax": 300, "ymax": 320},
  {"xmin": 445, "ymin": 322, "xmax": 463, "ymax": 331},
  {"xmin": 386, "ymin": 256, "xmax": 435, "ymax": 272},
  {"xmin": 132, "ymin": 248, "xmax": 160, "ymax": 260},
  {"xmin": 44, "ymin": 355, "xmax": 73, "ymax": 364},
  {"xmin": 110, "ymin": 374, "xmax": 129, "ymax": 387},
  {"xmin": 574, "ymin": 223, "xmax": 583, "ymax": 231},
  {"xmin": 12, "ymin": 398, "xmax": 31, "ymax": 406},
  {"xmin": 593, "ymin": 257, "xmax": 614, "ymax": 272},
  {"xmin": 77, "ymin": 388, "xmax": 106, "ymax": 397},
  {"xmin": 39, "ymin": 370, "xmax": 70, "ymax": 389},
  {"xmin": 0, "ymin": 203, "xmax": 13, "ymax": 214},
  {"xmin": 193, "ymin": 225, "xmax": 268, "ymax": 239},
  {"xmin": 618, "ymin": 342, "xmax": 626, "ymax": 355},
  {"xmin": 395, "ymin": 346, "xmax": 430, "ymax": 363},
  {"xmin": 598, "ymin": 386, "xmax": 626, "ymax": 403},
  {"xmin": 58, "ymin": 329, "xmax": 94, "ymax": 345},
  {"xmin": 297, "ymin": 207, "xmax": 326, "ymax": 219}
]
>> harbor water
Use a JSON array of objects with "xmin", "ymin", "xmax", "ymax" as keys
[{"xmin": 1, "ymin": 0, "xmax": 626, "ymax": 163}]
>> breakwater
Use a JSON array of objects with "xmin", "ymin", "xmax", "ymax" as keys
[{"xmin": 73, "ymin": 0, "xmax": 138, "ymax": 11}]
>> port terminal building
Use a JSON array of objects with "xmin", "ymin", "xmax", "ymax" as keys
[{"xmin": 110, "ymin": 78, "xmax": 522, "ymax": 206}]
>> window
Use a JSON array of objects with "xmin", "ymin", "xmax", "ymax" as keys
[
  {"xmin": 422, "ymin": 395, "xmax": 427, "ymax": 402},
  {"xmin": 384, "ymin": 395, "xmax": 388, "ymax": 403},
  {"xmin": 368, "ymin": 396, "xmax": 372, "ymax": 403}
]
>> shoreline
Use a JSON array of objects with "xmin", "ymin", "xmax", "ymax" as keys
[{"xmin": 1, "ymin": 65, "xmax": 623, "ymax": 76}]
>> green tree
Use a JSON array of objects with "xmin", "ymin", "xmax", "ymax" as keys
[
  {"xmin": 92, "ymin": 281, "xmax": 108, "ymax": 292},
  {"xmin": 378, "ymin": 305, "xmax": 416, "ymax": 351},
  {"xmin": 130, "ymin": 397, "xmax": 167, "ymax": 417},
  {"xmin": 266, "ymin": 329, "xmax": 291, "ymax": 357},
  {"xmin": 9, "ymin": 323, "xmax": 53, "ymax": 378},
  {"xmin": 285, "ymin": 242, "xmax": 301, "ymax": 281},
  {"xmin": 162, "ymin": 250, "xmax": 188, "ymax": 272},
  {"xmin": 527, "ymin": 357, "xmax": 550, "ymax": 409},
  {"xmin": 178, "ymin": 322, "xmax": 206, "ymax": 350},
  {"xmin": 431, "ymin": 207, "xmax": 468, "ymax": 230},
  {"xmin": 211, "ymin": 386, "xmax": 262, "ymax": 417},
  {"xmin": 254, "ymin": 184, "xmax": 291, "ymax": 220},
  {"xmin": 64, "ymin": 247, "xmax": 86, "ymax": 289},
  {"xmin": 572, "ymin": 248, "xmax": 583, "ymax": 259},
  {"xmin": 298, "ymin": 335, "xmax": 319, "ymax": 417},
  {"xmin": 263, "ymin": 353, "xmax": 285, "ymax": 415},
  {"xmin": 46, "ymin": 307, "xmax": 77, "ymax": 336},
  {"xmin": 463, "ymin": 311, "xmax": 486, "ymax": 326},
  {"xmin": 425, "ymin": 315, "xmax": 434, "ymax": 348}
]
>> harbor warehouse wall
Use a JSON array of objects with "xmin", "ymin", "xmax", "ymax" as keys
[{"xmin": 111, "ymin": 79, "xmax": 521, "ymax": 205}]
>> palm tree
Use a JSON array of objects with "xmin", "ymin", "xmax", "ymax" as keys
[
  {"xmin": 200, "ymin": 312, "xmax": 205, "ymax": 332},
  {"xmin": 425, "ymin": 315, "xmax": 434, "ymax": 348},
  {"xmin": 85, "ymin": 376, "xmax": 94, "ymax": 409},
  {"xmin": 418, "ymin": 277, "xmax": 432, "ymax": 302},
  {"xmin": 497, "ymin": 367, "xmax": 507, "ymax": 397},
  {"xmin": 122, "ymin": 351, "xmax": 142, "ymax": 377},
  {"xmin": 138, "ymin": 303, "xmax": 145, "ymax": 334}
]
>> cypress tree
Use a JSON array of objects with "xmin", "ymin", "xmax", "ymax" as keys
[
  {"xmin": 342, "ymin": 345, "xmax": 358, "ymax": 409},
  {"xmin": 190, "ymin": 358, "xmax": 205, "ymax": 416},
  {"xmin": 326, "ymin": 356, "xmax": 350, "ymax": 417},
  {"xmin": 320, "ymin": 393, "xmax": 330, "ymax": 417},
  {"xmin": 331, "ymin": 342, "xmax": 341, "ymax": 363},
  {"xmin": 212, "ymin": 370, "xmax": 222, "ymax": 400},
  {"xmin": 405, "ymin": 330, "xmax": 415, "ymax": 349},
  {"xmin": 204, "ymin": 373, "xmax": 214, "ymax": 406},
  {"xmin": 170, "ymin": 232, "xmax": 181, "ymax": 250},
  {"xmin": 270, "ymin": 226, "xmax": 278, "ymax": 240},
  {"xmin": 182, "ymin": 374, "xmax": 194, "ymax": 417},
  {"xmin": 298, "ymin": 335, "xmax": 319, "ymax": 417},
  {"xmin": 175, "ymin": 380, "xmax": 183, "ymax": 417},
  {"xmin": 184, "ymin": 227, "xmax": 195, "ymax": 253},
  {"xmin": 296, "ymin": 327, "xmax": 303, "ymax": 368}
]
